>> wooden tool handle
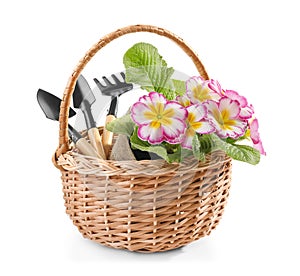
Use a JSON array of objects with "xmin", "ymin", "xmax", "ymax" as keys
[
  {"xmin": 102, "ymin": 115, "xmax": 116, "ymax": 159},
  {"xmin": 88, "ymin": 128, "xmax": 106, "ymax": 159},
  {"xmin": 55, "ymin": 24, "xmax": 209, "ymax": 169},
  {"xmin": 75, "ymin": 138, "xmax": 100, "ymax": 158}
]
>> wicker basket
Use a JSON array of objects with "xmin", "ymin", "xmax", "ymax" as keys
[{"xmin": 53, "ymin": 25, "xmax": 232, "ymax": 253}]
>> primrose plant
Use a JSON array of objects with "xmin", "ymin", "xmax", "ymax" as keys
[{"xmin": 107, "ymin": 43, "xmax": 265, "ymax": 164}]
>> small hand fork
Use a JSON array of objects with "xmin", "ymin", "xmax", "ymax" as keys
[{"xmin": 94, "ymin": 72, "xmax": 133, "ymax": 158}]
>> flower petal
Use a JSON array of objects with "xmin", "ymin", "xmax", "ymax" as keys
[
  {"xmin": 250, "ymin": 118, "xmax": 260, "ymax": 143},
  {"xmin": 254, "ymin": 140, "xmax": 266, "ymax": 155},
  {"xmin": 192, "ymin": 121, "xmax": 215, "ymax": 134},
  {"xmin": 148, "ymin": 91, "xmax": 167, "ymax": 104},
  {"xmin": 139, "ymin": 91, "xmax": 167, "ymax": 106},
  {"xmin": 168, "ymin": 134, "xmax": 184, "ymax": 144},
  {"xmin": 187, "ymin": 104, "xmax": 207, "ymax": 122},
  {"xmin": 219, "ymin": 97, "xmax": 241, "ymax": 119},
  {"xmin": 162, "ymin": 118, "xmax": 187, "ymax": 140},
  {"xmin": 186, "ymin": 76, "xmax": 204, "ymax": 92},
  {"xmin": 225, "ymin": 90, "xmax": 248, "ymax": 107},
  {"xmin": 216, "ymin": 124, "xmax": 246, "ymax": 139},
  {"xmin": 208, "ymin": 79, "xmax": 223, "ymax": 95},
  {"xmin": 164, "ymin": 101, "xmax": 188, "ymax": 121},
  {"xmin": 181, "ymin": 129, "xmax": 195, "ymax": 149},
  {"xmin": 205, "ymin": 100, "xmax": 222, "ymax": 122},
  {"xmin": 176, "ymin": 94, "xmax": 191, "ymax": 107},
  {"xmin": 138, "ymin": 124, "xmax": 164, "ymax": 144},
  {"xmin": 239, "ymin": 106, "xmax": 254, "ymax": 119},
  {"xmin": 131, "ymin": 102, "xmax": 154, "ymax": 125}
]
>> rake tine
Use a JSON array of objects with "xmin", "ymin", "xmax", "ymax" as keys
[
  {"xmin": 120, "ymin": 72, "xmax": 126, "ymax": 81},
  {"xmin": 111, "ymin": 74, "xmax": 121, "ymax": 84},
  {"xmin": 102, "ymin": 76, "xmax": 113, "ymax": 86},
  {"xmin": 94, "ymin": 77, "xmax": 106, "ymax": 89},
  {"xmin": 94, "ymin": 72, "xmax": 133, "ymax": 97}
]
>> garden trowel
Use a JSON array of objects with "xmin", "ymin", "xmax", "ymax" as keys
[
  {"xmin": 73, "ymin": 75, "xmax": 106, "ymax": 159},
  {"xmin": 37, "ymin": 89, "xmax": 100, "ymax": 158}
]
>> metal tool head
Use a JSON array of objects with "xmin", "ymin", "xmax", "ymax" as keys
[
  {"xmin": 37, "ymin": 89, "xmax": 76, "ymax": 121},
  {"xmin": 73, "ymin": 75, "xmax": 96, "ymax": 108},
  {"xmin": 94, "ymin": 72, "xmax": 133, "ymax": 97}
]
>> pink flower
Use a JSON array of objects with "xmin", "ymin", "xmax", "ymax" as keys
[
  {"xmin": 205, "ymin": 97, "xmax": 247, "ymax": 139},
  {"xmin": 186, "ymin": 76, "xmax": 221, "ymax": 104},
  {"xmin": 181, "ymin": 104, "xmax": 215, "ymax": 149},
  {"xmin": 131, "ymin": 92, "xmax": 187, "ymax": 144},
  {"xmin": 249, "ymin": 118, "xmax": 266, "ymax": 155},
  {"xmin": 224, "ymin": 90, "xmax": 254, "ymax": 119}
]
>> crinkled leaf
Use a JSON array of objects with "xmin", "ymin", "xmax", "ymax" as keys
[
  {"xmin": 172, "ymin": 79, "xmax": 186, "ymax": 96},
  {"xmin": 105, "ymin": 114, "xmax": 135, "ymax": 137},
  {"xmin": 192, "ymin": 134, "xmax": 205, "ymax": 161},
  {"xmin": 123, "ymin": 42, "xmax": 176, "ymax": 100},
  {"xmin": 198, "ymin": 134, "xmax": 218, "ymax": 154},
  {"xmin": 226, "ymin": 132, "xmax": 250, "ymax": 144},
  {"xmin": 211, "ymin": 134, "xmax": 260, "ymax": 165}
]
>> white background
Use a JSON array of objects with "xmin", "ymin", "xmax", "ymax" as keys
[{"xmin": 1, "ymin": 0, "xmax": 299, "ymax": 275}]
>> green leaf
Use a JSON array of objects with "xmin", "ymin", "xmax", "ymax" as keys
[
  {"xmin": 226, "ymin": 137, "xmax": 238, "ymax": 144},
  {"xmin": 106, "ymin": 114, "xmax": 135, "ymax": 137},
  {"xmin": 192, "ymin": 134, "xmax": 205, "ymax": 161},
  {"xmin": 198, "ymin": 134, "xmax": 218, "ymax": 154},
  {"xmin": 157, "ymin": 86, "xmax": 177, "ymax": 101},
  {"xmin": 211, "ymin": 134, "xmax": 260, "ymax": 165},
  {"xmin": 226, "ymin": 132, "xmax": 250, "ymax": 144},
  {"xmin": 172, "ymin": 79, "xmax": 186, "ymax": 96},
  {"xmin": 130, "ymin": 127, "xmax": 191, "ymax": 163},
  {"xmin": 123, "ymin": 42, "xmax": 176, "ymax": 100},
  {"xmin": 130, "ymin": 127, "xmax": 169, "ymax": 161}
]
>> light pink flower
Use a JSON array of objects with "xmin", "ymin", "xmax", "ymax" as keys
[
  {"xmin": 249, "ymin": 118, "xmax": 266, "ymax": 155},
  {"xmin": 205, "ymin": 97, "xmax": 247, "ymax": 139},
  {"xmin": 186, "ymin": 76, "xmax": 221, "ymax": 104},
  {"xmin": 181, "ymin": 104, "xmax": 215, "ymax": 149},
  {"xmin": 131, "ymin": 92, "xmax": 187, "ymax": 144},
  {"xmin": 224, "ymin": 90, "xmax": 254, "ymax": 119}
]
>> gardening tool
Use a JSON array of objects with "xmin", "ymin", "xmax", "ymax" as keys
[
  {"xmin": 37, "ymin": 89, "xmax": 100, "ymax": 158},
  {"xmin": 94, "ymin": 72, "xmax": 133, "ymax": 157},
  {"xmin": 73, "ymin": 75, "xmax": 106, "ymax": 159}
]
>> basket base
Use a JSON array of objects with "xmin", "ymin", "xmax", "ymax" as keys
[
  {"xmin": 74, "ymin": 203, "xmax": 226, "ymax": 253},
  {"xmin": 60, "ymin": 152, "xmax": 232, "ymax": 253}
]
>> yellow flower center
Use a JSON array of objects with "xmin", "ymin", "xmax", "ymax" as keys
[
  {"xmin": 192, "ymin": 85, "xmax": 212, "ymax": 102},
  {"xmin": 187, "ymin": 112, "xmax": 195, "ymax": 123},
  {"xmin": 186, "ymin": 112, "xmax": 203, "ymax": 134},
  {"xmin": 143, "ymin": 103, "xmax": 175, "ymax": 127},
  {"xmin": 213, "ymin": 108, "xmax": 236, "ymax": 130},
  {"xmin": 191, "ymin": 121, "xmax": 203, "ymax": 130}
]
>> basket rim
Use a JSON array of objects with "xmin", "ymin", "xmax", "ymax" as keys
[{"xmin": 58, "ymin": 146, "xmax": 231, "ymax": 177}]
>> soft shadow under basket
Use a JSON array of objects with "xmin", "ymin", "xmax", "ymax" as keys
[{"xmin": 53, "ymin": 25, "xmax": 232, "ymax": 253}]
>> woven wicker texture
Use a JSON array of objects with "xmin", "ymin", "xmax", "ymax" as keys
[
  {"xmin": 54, "ymin": 25, "xmax": 232, "ymax": 252},
  {"xmin": 58, "ymin": 150, "xmax": 231, "ymax": 252}
]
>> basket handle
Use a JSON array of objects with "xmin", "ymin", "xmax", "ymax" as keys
[{"xmin": 54, "ymin": 24, "xmax": 209, "ymax": 169}]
